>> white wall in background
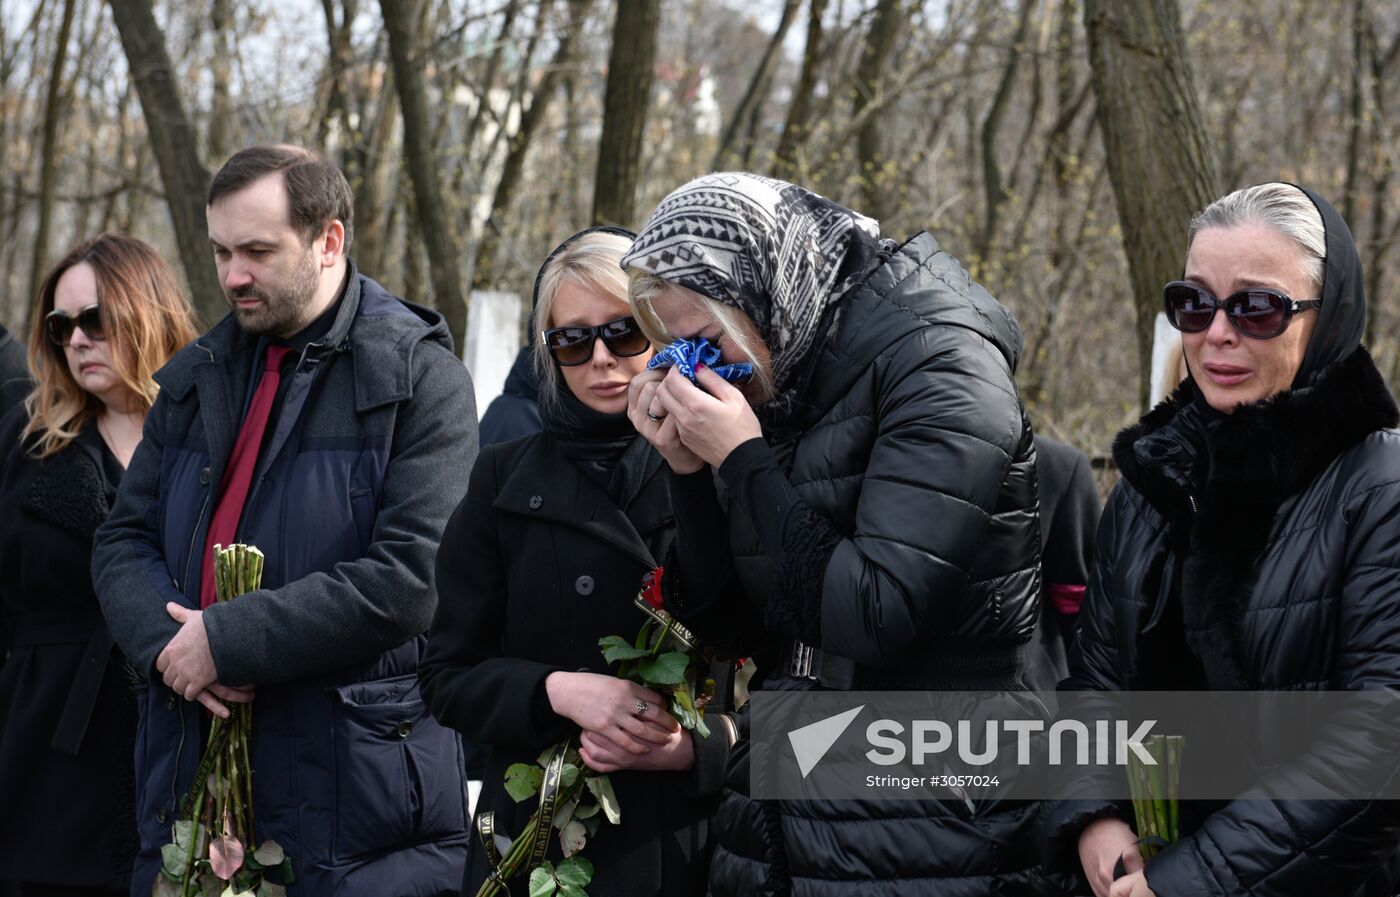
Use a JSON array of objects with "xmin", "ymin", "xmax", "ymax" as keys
[{"xmin": 463, "ymin": 290, "xmax": 523, "ymax": 419}]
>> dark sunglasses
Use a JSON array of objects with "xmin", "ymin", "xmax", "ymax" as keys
[
  {"xmin": 543, "ymin": 315, "xmax": 650, "ymax": 366},
  {"xmin": 45, "ymin": 304, "xmax": 107, "ymax": 346},
  {"xmin": 1164, "ymin": 281, "xmax": 1321, "ymax": 340}
]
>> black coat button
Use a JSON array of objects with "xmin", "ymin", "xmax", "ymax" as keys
[
  {"xmin": 166, "ymin": 695, "xmax": 177, "ymax": 711},
  {"xmin": 157, "ymin": 807, "xmax": 169, "ymax": 824},
  {"xmin": 396, "ymin": 721, "xmax": 414, "ymax": 739},
  {"xmin": 528, "ymin": 495, "xmax": 543, "ymax": 510},
  {"xmin": 199, "ymin": 466, "xmax": 211, "ymax": 485},
  {"xmin": 575, "ymin": 575, "xmax": 594, "ymax": 596}
]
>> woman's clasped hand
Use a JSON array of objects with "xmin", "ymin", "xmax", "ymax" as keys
[{"xmin": 626, "ymin": 364, "xmax": 762, "ymax": 473}]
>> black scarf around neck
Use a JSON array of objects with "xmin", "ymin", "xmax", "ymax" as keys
[{"xmin": 540, "ymin": 386, "xmax": 659, "ymax": 512}]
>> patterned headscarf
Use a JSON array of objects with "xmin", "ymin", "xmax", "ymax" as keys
[{"xmin": 620, "ymin": 172, "xmax": 885, "ymax": 404}]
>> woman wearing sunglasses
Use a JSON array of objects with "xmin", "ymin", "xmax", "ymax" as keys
[
  {"xmin": 0, "ymin": 234, "xmax": 196, "ymax": 895},
  {"xmin": 420, "ymin": 227, "xmax": 734, "ymax": 897},
  {"xmin": 1048, "ymin": 182, "xmax": 1400, "ymax": 897}
]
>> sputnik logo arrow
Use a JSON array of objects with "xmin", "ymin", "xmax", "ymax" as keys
[{"xmin": 788, "ymin": 705, "xmax": 865, "ymax": 778}]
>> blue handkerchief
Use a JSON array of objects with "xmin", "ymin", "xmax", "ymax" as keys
[{"xmin": 647, "ymin": 338, "xmax": 754, "ymax": 385}]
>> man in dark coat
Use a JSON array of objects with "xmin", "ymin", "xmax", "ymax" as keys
[
  {"xmin": 92, "ymin": 146, "xmax": 477, "ymax": 896},
  {"xmin": 1023, "ymin": 434, "xmax": 1101, "ymax": 691},
  {"xmin": 0, "ymin": 323, "xmax": 30, "ymax": 419},
  {"xmin": 478, "ymin": 345, "xmax": 541, "ymax": 446}
]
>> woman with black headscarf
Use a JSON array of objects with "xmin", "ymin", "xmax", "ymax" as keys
[
  {"xmin": 622, "ymin": 173, "xmax": 1064, "ymax": 894},
  {"xmin": 1045, "ymin": 182, "xmax": 1400, "ymax": 897},
  {"xmin": 419, "ymin": 227, "xmax": 734, "ymax": 897}
]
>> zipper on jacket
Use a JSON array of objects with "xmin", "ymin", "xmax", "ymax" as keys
[
  {"xmin": 179, "ymin": 489, "xmax": 213, "ymax": 594},
  {"xmin": 176, "ymin": 340, "xmax": 219, "ymax": 595},
  {"xmin": 1187, "ymin": 493, "xmax": 1198, "ymax": 515}
]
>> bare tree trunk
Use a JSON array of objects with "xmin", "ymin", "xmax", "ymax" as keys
[
  {"xmin": 851, "ymin": 0, "xmax": 902, "ymax": 219},
  {"xmin": 29, "ymin": 0, "xmax": 77, "ymax": 302},
  {"xmin": 106, "ymin": 0, "xmax": 223, "ymax": 326},
  {"xmin": 208, "ymin": 0, "xmax": 234, "ymax": 162},
  {"xmin": 475, "ymin": 0, "xmax": 590, "ymax": 289},
  {"xmin": 402, "ymin": 178, "xmax": 427, "ymax": 305},
  {"xmin": 380, "ymin": 0, "xmax": 467, "ymax": 350},
  {"xmin": 1364, "ymin": 23, "xmax": 1398, "ymax": 342},
  {"xmin": 771, "ymin": 0, "xmax": 828, "ymax": 180},
  {"xmin": 1084, "ymin": 0, "xmax": 1218, "ymax": 410},
  {"xmin": 317, "ymin": 0, "xmax": 358, "ymax": 152},
  {"xmin": 976, "ymin": 0, "xmax": 1036, "ymax": 265},
  {"xmin": 712, "ymin": 0, "xmax": 801, "ymax": 170},
  {"xmin": 352, "ymin": 70, "xmax": 400, "ymax": 277},
  {"xmin": 1342, "ymin": 0, "xmax": 1365, "ymax": 225},
  {"xmin": 592, "ymin": 0, "xmax": 661, "ymax": 227}
]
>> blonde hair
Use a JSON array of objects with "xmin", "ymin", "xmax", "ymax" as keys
[
  {"xmin": 532, "ymin": 231, "xmax": 636, "ymax": 408},
  {"xmin": 24, "ymin": 234, "xmax": 199, "ymax": 458},
  {"xmin": 627, "ymin": 271, "xmax": 776, "ymax": 401},
  {"xmin": 1188, "ymin": 183, "xmax": 1326, "ymax": 293}
]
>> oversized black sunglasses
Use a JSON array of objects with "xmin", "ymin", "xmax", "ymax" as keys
[
  {"xmin": 45, "ymin": 304, "xmax": 107, "ymax": 346},
  {"xmin": 542, "ymin": 315, "xmax": 650, "ymax": 366},
  {"xmin": 1163, "ymin": 281, "xmax": 1321, "ymax": 340}
]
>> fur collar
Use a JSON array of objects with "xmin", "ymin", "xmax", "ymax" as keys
[
  {"xmin": 1112, "ymin": 347, "xmax": 1399, "ymax": 688},
  {"xmin": 20, "ymin": 428, "xmax": 114, "ymax": 541}
]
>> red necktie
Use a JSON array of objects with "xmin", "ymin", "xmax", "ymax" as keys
[{"xmin": 200, "ymin": 345, "xmax": 293, "ymax": 608}]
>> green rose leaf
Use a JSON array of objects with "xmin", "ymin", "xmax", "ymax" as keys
[
  {"xmin": 584, "ymin": 775, "xmax": 621, "ymax": 825},
  {"xmin": 555, "ymin": 855, "xmax": 594, "ymax": 887},
  {"xmin": 505, "ymin": 763, "xmax": 545, "ymax": 802},
  {"xmin": 561, "ymin": 763, "xmax": 581, "ymax": 789},
  {"xmin": 637, "ymin": 651, "xmax": 689, "ymax": 685},
  {"xmin": 667, "ymin": 694, "xmax": 697, "ymax": 730},
  {"xmin": 579, "ymin": 813, "xmax": 602, "ymax": 837},
  {"xmin": 557, "ymin": 885, "xmax": 588, "ymax": 897},
  {"xmin": 599, "ymin": 635, "xmax": 651, "ymax": 663},
  {"xmin": 161, "ymin": 842, "xmax": 187, "ymax": 878},
  {"xmin": 253, "ymin": 840, "xmax": 285, "ymax": 867},
  {"xmin": 255, "ymin": 881, "xmax": 287, "ymax": 897},
  {"xmin": 672, "ymin": 689, "xmax": 711, "ymax": 738},
  {"xmin": 528, "ymin": 863, "xmax": 557, "ymax": 897},
  {"xmin": 553, "ymin": 797, "xmax": 578, "ymax": 831},
  {"xmin": 573, "ymin": 800, "xmax": 600, "ymax": 819}
]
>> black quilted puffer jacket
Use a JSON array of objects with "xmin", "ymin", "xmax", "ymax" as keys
[
  {"xmin": 1043, "ymin": 185, "xmax": 1400, "ymax": 897},
  {"xmin": 666, "ymin": 232, "xmax": 1067, "ymax": 896},
  {"xmin": 1044, "ymin": 346, "xmax": 1400, "ymax": 897}
]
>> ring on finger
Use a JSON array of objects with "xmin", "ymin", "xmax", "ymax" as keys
[
  {"xmin": 646, "ymin": 412, "xmax": 667, "ymax": 422},
  {"xmin": 633, "ymin": 698, "xmax": 649, "ymax": 715}
]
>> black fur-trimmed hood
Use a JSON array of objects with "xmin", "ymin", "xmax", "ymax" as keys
[{"xmin": 1112, "ymin": 347, "xmax": 1399, "ymax": 687}]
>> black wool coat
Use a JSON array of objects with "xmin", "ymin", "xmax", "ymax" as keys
[
  {"xmin": 0, "ymin": 409, "xmax": 136, "ymax": 889},
  {"xmin": 1046, "ymin": 347, "xmax": 1400, "ymax": 897},
  {"xmin": 420, "ymin": 432, "xmax": 732, "ymax": 897}
]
